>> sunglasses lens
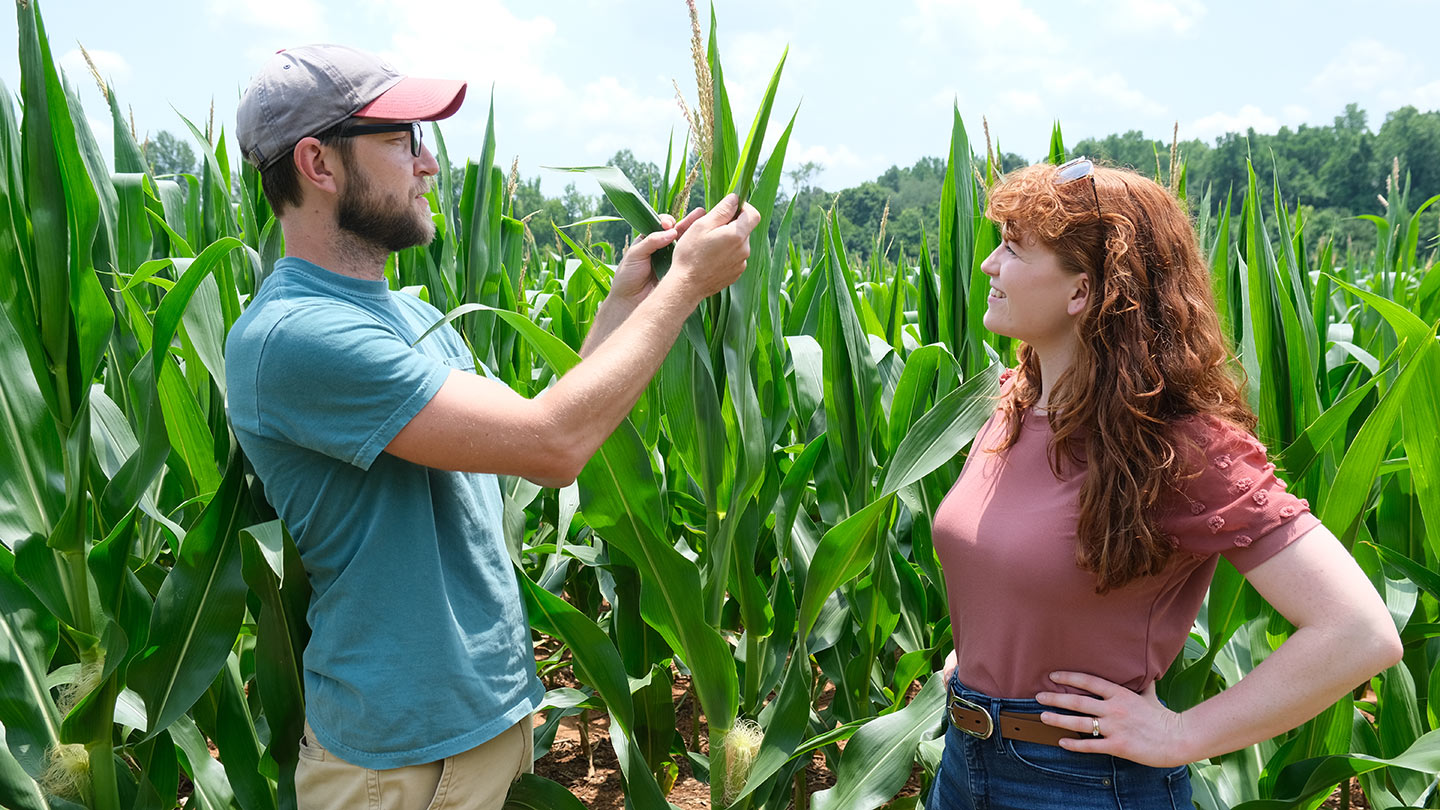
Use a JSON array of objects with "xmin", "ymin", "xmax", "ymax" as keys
[{"xmin": 1055, "ymin": 158, "xmax": 1094, "ymax": 184}]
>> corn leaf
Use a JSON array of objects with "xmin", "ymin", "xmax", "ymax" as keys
[
  {"xmin": 798, "ymin": 495, "xmax": 895, "ymax": 640},
  {"xmin": 545, "ymin": 165, "xmax": 671, "ymax": 277},
  {"xmin": 726, "ymin": 47, "xmax": 787, "ymax": 209},
  {"xmin": 239, "ymin": 521, "xmax": 309, "ymax": 810},
  {"xmin": 879, "ymin": 362, "xmax": 1000, "ymax": 498},
  {"xmin": 502, "ymin": 774, "xmax": 590, "ymax": 810},
  {"xmin": 0, "ymin": 547, "xmax": 61, "ymax": 777},
  {"xmin": 1230, "ymin": 729, "xmax": 1440, "ymax": 809},
  {"xmin": 130, "ymin": 458, "xmax": 251, "ymax": 740},
  {"xmin": 0, "ymin": 723, "xmax": 46, "ymax": 810},
  {"xmin": 810, "ymin": 674, "xmax": 946, "ymax": 810}
]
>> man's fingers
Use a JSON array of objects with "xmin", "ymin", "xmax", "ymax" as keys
[
  {"xmin": 730, "ymin": 202, "xmax": 761, "ymax": 234},
  {"xmin": 675, "ymin": 206, "xmax": 706, "ymax": 235},
  {"xmin": 658, "ymin": 214, "xmax": 677, "ymax": 230},
  {"xmin": 707, "ymin": 193, "xmax": 739, "ymax": 222},
  {"xmin": 628, "ymin": 227, "xmax": 678, "ymax": 259}
]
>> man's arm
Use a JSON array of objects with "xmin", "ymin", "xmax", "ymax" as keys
[{"xmin": 385, "ymin": 194, "xmax": 760, "ymax": 486}]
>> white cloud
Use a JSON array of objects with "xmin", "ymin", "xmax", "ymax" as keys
[
  {"xmin": 1307, "ymin": 38, "xmax": 1440, "ymax": 117},
  {"xmin": 728, "ymin": 28, "xmax": 806, "ymax": 80},
  {"xmin": 1187, "ymin": 105, "xmax": 1280, "ymax": 141},
  {"xmin": 906, "ymin": 0, "xmax": 1061, "ymax": 53},
  {"xmin": 381, "ymin": 0, "xmax": 558, "ymax": 92},
  {"xmin": 1103, "ymin": 0, "xmax": 1207, "ymax": 34},
  {"xmin": 791, "ymin": 142, "xmax": 867, "ymax": 171},
  {"xmin": 1045, "ymin": 70, "xmax": 1166, "ymax": 117},
  {"xmin": 572, "ymin": 76, "xmax": 682, "ymax": 158},
  {"xmin": 995, "ymin": 89, "xmax": 1046, "ymax": 117},
  {"xmin": 1414, "ymin": 79, "xmax": 1440, "ymax": 110},
  {"xmin": 59, "ymin": 48, "xmax": 131, "ymax": 86},
  {"xmin": 1309, "ymin": 39, "xmax": 1409, "ymax": 95},
  {"xmin": 786, "ymin": 141, "xmax": 892, "ymax": 189},
  {"xmin": 207, "ymin": 0, "xmax": 327, "ymax": 36}
]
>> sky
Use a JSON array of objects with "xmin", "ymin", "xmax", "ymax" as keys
[{"xmin": 5, "ymin": 0, "xmax": 1440, "ymax": 197}]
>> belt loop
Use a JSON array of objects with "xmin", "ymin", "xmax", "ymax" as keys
[{"xmin": 988, "ymin": 697, "xmax": 1005, "ymax": 753}]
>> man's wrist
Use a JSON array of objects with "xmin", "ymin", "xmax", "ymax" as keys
[
  {"xmin": 653, "ymin": 262, "xmax": 710, "ymax": 310},
  {"xmin": 596, "ymin": 292, "xmax": 640, "ymax": 322}
]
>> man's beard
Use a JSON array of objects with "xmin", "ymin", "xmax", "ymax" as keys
[{"xmin": 336, "ymin": 165, "xmax": 434, "ymax": 253}]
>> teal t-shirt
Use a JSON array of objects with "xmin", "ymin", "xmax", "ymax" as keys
[{"xmin": 225, "ymin": 257, "xmax": 542, "ymax": 769}]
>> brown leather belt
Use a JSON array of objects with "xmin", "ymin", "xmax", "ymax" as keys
[{"xmin": 948, "ymin": 693, "xmax": 1088, "ymax": 747}]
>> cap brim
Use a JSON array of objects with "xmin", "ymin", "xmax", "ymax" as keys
[{"xmin": 354, "ymin": 77, "xmax": 467, "ymax": 121}]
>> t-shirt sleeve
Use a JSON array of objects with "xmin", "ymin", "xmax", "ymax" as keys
[
  {"xmin": 250, "ymin": 307, "xmax": 452, "ymax": 469},
  {"xmin": 1160, "ymin": 417, "xmax": 1320, "ymax": 573}
]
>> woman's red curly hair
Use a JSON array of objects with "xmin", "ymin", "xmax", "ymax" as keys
[{"xmin": 984, "ymin": 161, "xmax": 1254, "ymax": 593}]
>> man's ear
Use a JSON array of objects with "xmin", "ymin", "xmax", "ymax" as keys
[
  {"xmin": 1067, "ymin": 273, "xmax": 1090, "ymax": 316},
  {"xmin": 293, "ymin": 137, "xmax": 341, "ymax": 196}
]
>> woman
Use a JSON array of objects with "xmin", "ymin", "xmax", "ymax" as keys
[{"xmin": 928, "ymin": 159, "xmax": 1402, "ymax": 809}]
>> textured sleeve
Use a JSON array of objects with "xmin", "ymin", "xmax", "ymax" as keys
[
  {"xmin": 251, "ymin": 306, "xmax": 451, "ymax": 470},
  {"xmin": 1160, "ymin": 417, "xmax": 1321, "ymax": 573}
]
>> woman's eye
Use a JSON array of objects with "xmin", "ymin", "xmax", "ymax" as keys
[{"xmin": 1004, "ymin": 242, "xmax": 1017, "ymax": 255}]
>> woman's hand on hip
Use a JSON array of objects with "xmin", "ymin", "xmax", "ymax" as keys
[{"xmin": 1035, "ymin": 671, "xmax": 1194, "ymax": 769}]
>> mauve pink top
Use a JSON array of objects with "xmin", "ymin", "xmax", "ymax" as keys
[{"xmin": 933, "ymin": 394, "xmax": 1320, "ymax": 700}]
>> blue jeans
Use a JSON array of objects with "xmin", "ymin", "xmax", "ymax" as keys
[{"xmin": 928, "ymin": 675, "xmax": 1193, "ymax": 809}]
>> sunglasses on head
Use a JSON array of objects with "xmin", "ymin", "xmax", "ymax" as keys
[
  {"xmin": 327, "ymin": 120, "xmax": 424, "ymax": 157},
  {"xmin": 1055, "ymin": 156, "xmax": 1101, "ymax": 220}
]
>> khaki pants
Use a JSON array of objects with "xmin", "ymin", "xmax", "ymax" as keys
[{"xmin": 295, "ymin": 718, "xmax": 533, "ymax": 810}]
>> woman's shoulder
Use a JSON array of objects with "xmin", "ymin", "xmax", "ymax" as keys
[
  {"xmin": 1158, "ymin": 412, "xmax": 1315, "ymax": 562},
  {"xmin": 1166, "ymin": 413, "xmax": 1268, "ymax": 467}
]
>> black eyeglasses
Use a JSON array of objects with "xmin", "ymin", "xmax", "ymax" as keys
[
  {"xmin": 1055, "ymin": 156, "xmax": 1101, "ymax": 220},
  {"xmin": 327, "ymin": 120, "xmax": 424, "ymax": 157}
]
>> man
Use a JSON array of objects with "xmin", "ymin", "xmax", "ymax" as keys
[{"xmin": 228, "ymin": 44, "xmax": 759, "ymax": 810}]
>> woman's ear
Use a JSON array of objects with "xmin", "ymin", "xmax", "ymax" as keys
[{"xmin": 1067, "ymin": 273, "xmax": 1090, "ymax": 316}]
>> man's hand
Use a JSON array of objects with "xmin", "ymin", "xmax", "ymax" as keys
[
  {"xmin": 611, "ymin": 207, "xmax": 707, "ymax": 306},
  {"xmin": 668, "ymin": 193, "xmax": 761, "ymax": 301},
  {"xmin": 582, "ymin": 207, "xmax": 707, "ymax": 357}
]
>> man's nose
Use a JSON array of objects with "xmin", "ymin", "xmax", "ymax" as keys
[{"xmin": 416, "ymin": 144, "xmax": 440, "ymax": 176}]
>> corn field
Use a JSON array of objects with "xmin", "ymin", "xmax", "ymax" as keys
[{"xmin": 2, "ymin": 2, "xmax": 1440, "ymax": 809}]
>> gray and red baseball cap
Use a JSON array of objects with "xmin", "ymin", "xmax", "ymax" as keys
[{"xmin": 237, "ymin": 44, "xmax": 466, "ymax": 170}]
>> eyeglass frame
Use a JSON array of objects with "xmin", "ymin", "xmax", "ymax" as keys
[
  {"xmin": 322, "ymin": 120, "xmax": 424, "ymax": 158},
  {"xmin": 1054, "ymin": 156, "xmax": 1101, "ymax": 220}
]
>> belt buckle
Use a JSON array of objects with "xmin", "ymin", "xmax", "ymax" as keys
[{"xmin": 949, "ymin": 693, "xmax": 994, "ymax": 740}]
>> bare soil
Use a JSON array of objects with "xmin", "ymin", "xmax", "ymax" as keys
[
  {"xmin": 1318, "ymin": 779, "xmax": 1371, "ymax": 809},
  {"xmin": 531, "ymin": 660, "xmax": 926, "ymax": 809}
]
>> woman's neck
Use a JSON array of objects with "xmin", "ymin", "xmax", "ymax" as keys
[{"xmin": 1030, "ymin": 338, "xmax": 1078, "ymax": 412}]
